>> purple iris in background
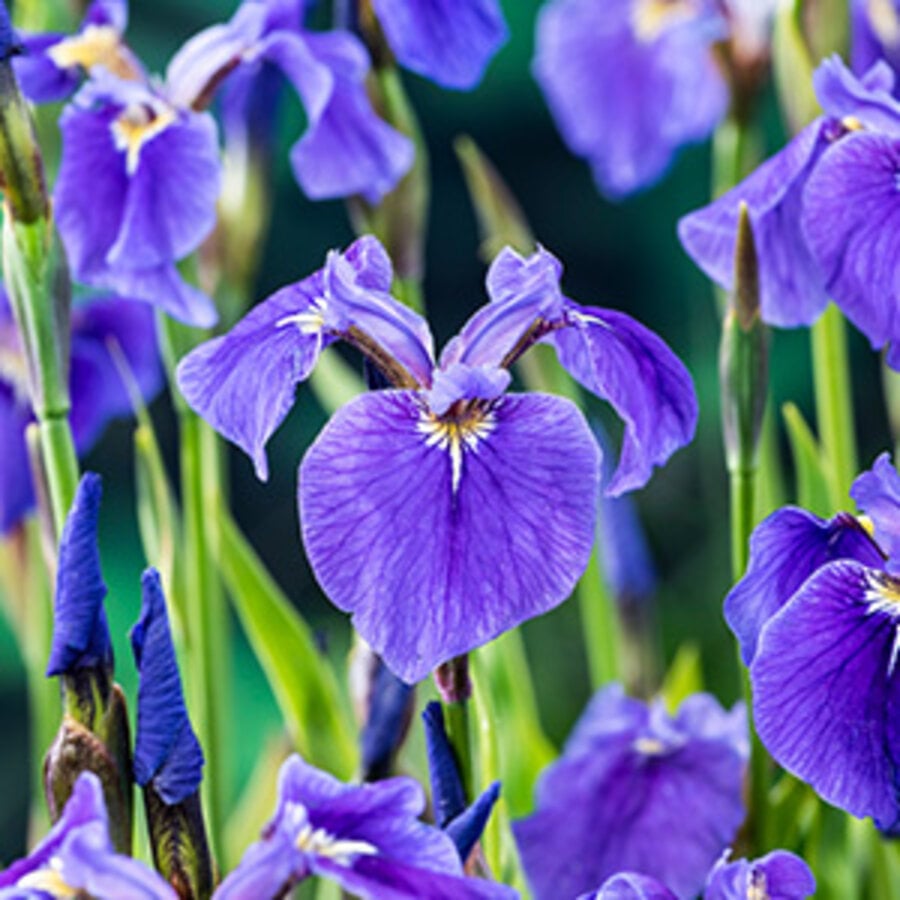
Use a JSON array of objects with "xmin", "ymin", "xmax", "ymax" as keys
[
  {"xmin": 215, "ymin": 753, "xmax": 515, "ymax": 898},
  {"xmin": 167, "ymin": 0, "xmax": 413, "ymax": 204},
  {"xmin": 680, "ymin": 55, "xmax": 900, "ymax": 365},
  {"xmin": 131, "ymin": 569, "xmax": 205, "ymax": 806},
  {"xmin": 54, "ymin": 69, "xmax": 221, "ymax": 328},
  {"xmin": 0, "ymin": 772, "xmax": 175, "ymax": 899},
  {"xmin": 12, "ymin": 0, "xmax": 142, "ymax": 104},
  {"xmin": 852, "ymin": 0, "xmax": 900, "ymax": 87},
  {"xmin": 703, "ymin": 850, "xmax": 815, "ymax": 900},
  {"xmin": 727, "ymin": 452, "xmax": 900, "ymax": 832},
  {"xmin": 0, "ymin": 286, "xmax": 161, "ymax": 535},
  {"xmin": 176, "ymin": 236, "xmax": 696, "ymax": 682},
  {"xmin": 512, "ymin": 685, "xmax": 747, "ymax": 900},
  {"xmin": 371, "ymin": 0, "xmax": 508, "ymax": 90},
  {"xmin": 577, "ymin": 849, "xmax": 815, "ymax": 900},
  {"xmin": 533, "ymin": 0, "xmax": 729, "ymax": 198}
]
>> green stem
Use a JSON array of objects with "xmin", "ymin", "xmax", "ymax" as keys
[
  {"xmin": 179, "ymin": 411, "xmax": 228, "ymax": 862},
  {"xmin": 729, "ymin": 468, "xmax": 754, "ymax": 577},
  {"xmin": 442, "ymin": 699, "xmax": 473, "ymax": 802},
  {"xmin": 578, "ymin": 548, "xmax": 621, "ymax": 690},
  {"xmin": 811, "ymin": 304, "xmax": 857, "ymax": 509},
  {"xmin": 38, "ymin": 416, "xmax": 79, "ymax": 537},
  {"xmin": 158, "ymin": 311, "xmax": 229, "ymax": 863},
  {"xmin": 435, "ymin": 655, "xmax": 473, "ymax": 800},
  {"xmin": 21, "ymin": 520, "xmax": 55, "ymax": 842}
]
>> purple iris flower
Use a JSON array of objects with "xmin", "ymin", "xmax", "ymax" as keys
[
  {"xmin": 176, "ymin": 237, "xmax": 696, "ymax": 682},
  {"xmin": 167, "ymin": 0, "xmax": 413, "ymax": 203},
  {"xmin": 576, "ymin": 849, "xmax": 815, "ymax": 900},
  {"xmin": 0, "ymin": 286, "xmax": 161, "ymax": 535},
  {"xmin": 12, "ymin": 0, "xmax": 143, "ymax": 104},
  {"xmin": 680, "ymin": 55, "xmax": 900, "ymax": 363},
  {"xmin": 0, "ymin": 772, "xmax": 176, "ymax": 899},
  {"xmin": 371, "ymin": 0, "xmax": 508, "ymax": 90},
  {"xmin": 54, "ymin": 70, "xmax": 221, "ymax": 328},
  {"xmin": 130, "ymin": 569, "xmax": 204, "ymax": 805},
  {"xmin": 533, "ymin": 0, "xmax": 729, "ymax": 198},
  {"xmin": 704, "ymin": 850, "xmax": 815, "ymax": 900},
  {"xmin": 512, "ymin": 685, "xmax": 748, "ymax": 900},
  {"xmin": 214, "ymin": 753, "xmax": 516, "ymax": 899},
  {"xmin": 46, "ymin": 473, "xmax": 112, "ymax": 678},
  {"xmin": 851, "ymin": 0, "xmax": 900, "ymax": 88},
  {"xmin": 728, "ymin": 452, "xmax": 900, "ymax": 832}
]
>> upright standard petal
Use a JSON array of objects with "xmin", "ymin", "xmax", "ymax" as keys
[
  {"xmin": 176, "ymin": 236, "xmax": 431, "ymax": 479},
  {"xmin": 513, "ymin": 686, "xmax": 747, "ymax": 900},
  {"xmin": 725, "ymin": 507, "xmax": 883, "ymax": 664},
  {"xmin": 372, "ymin": 0, "xmax": 508, "ymax": 90},
  {"xmin": 280, "ymin": 30, "xmax": 415, "ymax": 202},
  {"xmin": 299, "ymin": 390, "xmax": 600, "ymax": 683},
  {"xmin": 552, "ymin": 306, "xmax": 698, "ymax": 495},
  {"xmin": 46, "ymin": 474, "xmax": 113, "ymax": 677},
  {"xmin": 803, "ymin": 131, "xmax": 900, "ymax": 358},
  {"xmin": 704, "ymin": 849, "xmax": 815, "ymax": 900},
  {"xmin": 442, "ymin": 246, "xmax": 566, "ymax": 369},
  {"xmin": 468, "ymin": 245, "xmax": 697, "ymax": 494},
  {"xmin": 850, "ymin": 452, "xmax": 900, "ymax": 571},
  {"xmin": 678, "ymin": 120, "xmax": 831, "ymax": 327},
  {"xmin": 751, "ymin": 560, "xmax": 900, "ymax": 831},
  {"xmin": 130, "ymin": 570, "xmax": 204, "ymax": 805},
  {"xmin": 534, "ymin": 0, "xmax": 727, "ymax": 197}
]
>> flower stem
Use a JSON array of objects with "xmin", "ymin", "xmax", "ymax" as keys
[
  {"xmin": 158, "ymin": 313, "xmax": 229, "ymax": 863},
  {"xmin": 178, "ymin": 404, "xmax": 228, "ymax": 862},
  {"xmin": 435, "ymin": 655, "xmax": 473, "ymax": 800},
  {"xmin": 811, "ymin": 304, "xmax": 857, "ymax": 509}
]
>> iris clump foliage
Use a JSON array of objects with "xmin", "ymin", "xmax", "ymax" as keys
[{"xmin": 3, "ymin": 0, "xmax": 900, "ymax": 897}]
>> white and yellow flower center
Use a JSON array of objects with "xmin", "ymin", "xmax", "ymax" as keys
[
  {"xmin": 48, "ymin": 24, "xmax": 139, "ymax": 81},
  {"xmin": 418, "ymin": 407, "xmax": 496, "ymax": 496},
  {"xmin": 633, "ymin": 736, "xmax": 668, "ymax": 756},
  {"xmin": 865, "ymin": 571, "xmax": 900, "ymax": 675},
  {"xmin": 295, "ymin": 823, "xmax": 378, "ymax": 866},
  {"xmin": 111, "ymin": 102, "xmax": 177, "ymax": 176},
  {"xmin": 747, "ymin": 868, "xmax": 770, "ymax": 900},
  {"xmin": 277, "ymin": 298, "xmax": 329, "ymax": 336},
  {"xmin": 632, "ymin": 0, "xmax": 696, "ymax": 42},
  {"xmin": 17, "ymin": 858, "xmax": 79, "ymax": 898}
]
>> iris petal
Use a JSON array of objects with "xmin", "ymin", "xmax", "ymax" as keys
[
  {"xmin": 299, "ymin": 390, "xmax": 599, "ymax": 682},
  {"xmin": 751, "ymin": 560, "xmax": 900, "ymax": 831}
]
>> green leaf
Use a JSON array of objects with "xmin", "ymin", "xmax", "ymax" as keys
[
  {"xmin": 470, "ymin": 655, "xmax": 529, "ymax": 892},
  {"xmin": 772, "ymin": 0, "xmax": 821, "ymax": 135},
  {"xmin": 782, "ymin": 402, "xmax": 833, "ymax": 517},
  {"xmin": 454, "ymin": 135, "xmax": 535, "ymax": 263},
  {"xmin": 216, "ymin": 509, "xmax": 358, "ymax": 779},
  {"xmin": 660, "ymin": 642, "xmax": 704, "ymax": 714},
  {"xmin": 476, "ymin": 631, "xmax": 555, "ymax": 818},
  {"xmin": 134, "ymin": 423, "xmax": 183, "ymax": 621},
  {"xmin": 308, "ymin": 349, "xmax": 365, "ymax": 416}
]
